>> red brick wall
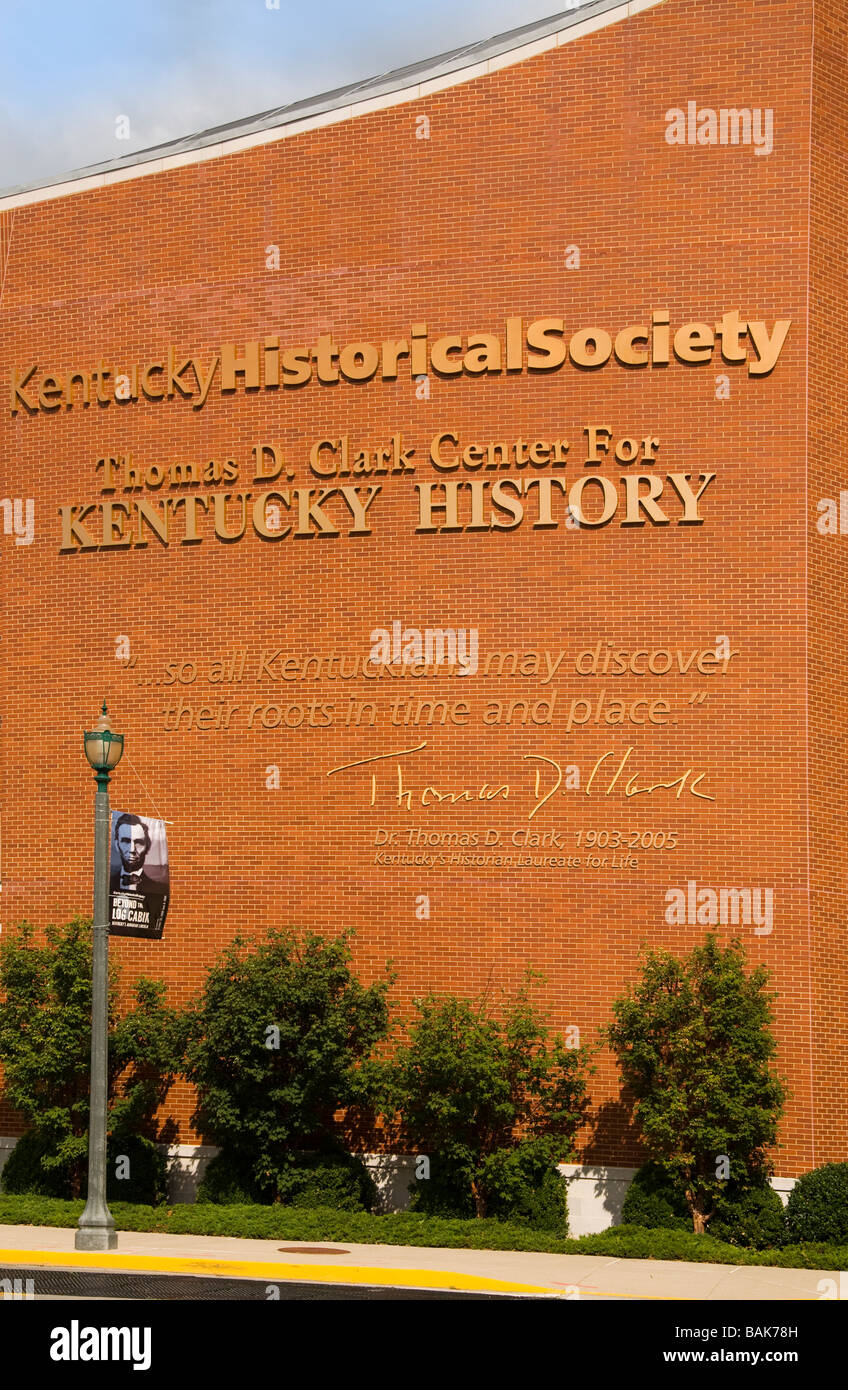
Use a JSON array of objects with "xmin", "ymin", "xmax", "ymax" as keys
[
  {"xmin": 809, "ymin": 0, "xmax": 848, "ymax": 1169},
  {"xmin": 1, "ymin": 0, "xmax": 838, "ymax": 1176}
]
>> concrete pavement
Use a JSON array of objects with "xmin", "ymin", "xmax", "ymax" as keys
[{"xmin": 0, "ymin": 1224, "xmax": 841, "ymax": 1299}]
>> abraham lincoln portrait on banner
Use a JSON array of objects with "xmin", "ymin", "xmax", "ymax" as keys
[{"xmin": 109, "ymin": 812, "xmax": 169, "ymax": 940}]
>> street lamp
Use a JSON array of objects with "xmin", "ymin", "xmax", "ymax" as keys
[{"xmin": 76, "ymin": 702, "xmax": 124, "ymax": 1252}]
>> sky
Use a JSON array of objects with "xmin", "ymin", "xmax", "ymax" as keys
[{"xmin": 0, "ymin": 0, "xmax": 565, "ymax": 190}]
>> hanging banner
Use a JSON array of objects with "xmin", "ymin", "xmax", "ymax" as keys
[{"xmin": 109, "ymin": 812, "xmax": 169, "ymax": 940}]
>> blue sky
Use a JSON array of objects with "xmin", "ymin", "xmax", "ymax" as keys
[{"xmin": 0, "ymin": 0, "xmax": 562, "ymax": 189}]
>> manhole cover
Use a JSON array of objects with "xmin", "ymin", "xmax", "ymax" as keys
[{"xmin": 278, "ymin": 1247, "xmax": 350, "ymax": 1255}]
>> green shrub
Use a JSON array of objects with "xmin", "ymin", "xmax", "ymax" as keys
[
  {"xmin": 183, "ymin": 929, "xmax": 390, "ymax": 1201},
  {"xmin": 622, "ymin": 1162, "xmax": 786, "ymax": 1249},
  {"xmin": 491, "ymin": 1166, "xmax": 568, "ymax": 1233},
  {"xmin": 408, "ymin": 1144, "xmax": 568, "ymax": 1231},
  {"xmin": 1, "ymin": 1131, "xmax": 71, "ymax": 1199},
  {"xmin": 386, "ymin": 986, "xmax": 591, "ymax": 1219},
  {"xmin": 106, "ymin": 1135, "xmax": 168, "ymax": 1206},
  {"xmin": 197, "ymin": 1149, "xmax": 377, "ymax": 1211},
  {"xmin": 0, "ymin": 919, "xmax": 185, "ymax": 1202},
  {"xmin": 2, "ymin": 1194, "xmax": 848, "ymax": 1269},
  {"xmin": 710, "ymin": 1184, "xmax": 786, "ymax": 1250},
  {"xmin": 407, "ymin": 1162, "xmax": 474, "ymax": 1219},
  {"xmin": 785, "ymin": 1163, "xmax": 848, "ymax": 1245},
  {"xmin": 196, "ymin": 1150, "xmax": 263, "ymax": 1205},
  {"xmin": 478, "ymin": 1141, "xmax": 568, "ymax": 1232},
  {"xmin": 621, "ymin": 1162, "xmax": 691, "ymax": 1232},
  {"xmin": 277, "ymin": 1153, "xmax": 377, "ymax": 1212},
  {"xmin": 3, "ymin": 1130, "xmax": 168, "ymax": 1205},
  {"xmin": 607, "ymin": 936, "xmax": 786, "ymax": 1234}
]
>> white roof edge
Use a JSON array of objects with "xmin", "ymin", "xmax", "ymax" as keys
[{"xmin": 0, "ymin": 1, "xmax": 663, "ymax": 213}]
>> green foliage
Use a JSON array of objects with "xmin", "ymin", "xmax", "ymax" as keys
[
  {"xmin": 386, "ymin": 986, "xmax": 591, "ymax": 1220},
  {"xmin": 785, "ymin": 1163, "xmax": 848, "ymax": 1245},
  {"xmin": 109, "ymin": 977, "xmax": 190, "ymax": 1140},
  {"xmin": 710, "ymin": 1183, "xmax": 786, "ymax": 1250},
  {"xmin": 487, "ymin": 1156, "xmax": 569, "ymax": 1232},
  {"xmin": 622, "ymin": 1162, "xmax": 786, "ymax": 1249},
  {"xmin": 607, "ymin": 935, "xmax": 786, "ymax": 1233},
  {"xmin": 1, "ymin": 1129, "xmax": 73, "ymax": 1198},
  {"xmin": 195, "ymin": 1149, "xmax": 261, "ymax": 1205},
  {"xmin": 183, "ymin": 929, "xmax": 391, "ymax": 1200},
  {"xmin": 196, "ymin": 1149, "xmax": 376, "ymax": 1211},
  {"xmin": 0, "ymin": 919, "xmax": 94, "ymax": 1193},
  {"xmin": 274, "ymin": 1153, "xmax": 376, "ymax": 1211},
  {"xmin": 2, "ymin": 1193, "xmax": 578, "ymax": 1249},
  {"xmin": 106, "ymin": 1135, "xmax": 168, "ymax": 1205},
  {"xmin": 621, "ymin": 1161, "xmax": 691, "ymax": 1231},
  {"xmin": 408, "ymin": 1161, "xmax": 474, "ymax": 1218},
  {"xmin": 0, "ymin": 918, "xmax": 185, "ymax": 1201},
  {"xmin": 410, "ymin": 1137, "xmax": 570, "ymax": 1231},
  {"xmin": 570, "ymin": 1224, "xmax": 741, "ymax": 1263},
  {"xmin": 2, "ymin": 1195, "xmax": 847, "ymax": 1270},
  {"xmin": 566, "ymin": 1225, "xmax": 848, "ymax": 1270}
]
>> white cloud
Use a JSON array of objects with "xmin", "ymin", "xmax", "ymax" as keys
[{"xmin": 1, "ymin": 1, "xmax": 561, "ymax": 189}]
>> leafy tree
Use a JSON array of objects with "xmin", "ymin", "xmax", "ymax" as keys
[
  {"xmin": 182, "ymin": 929, "xmax": 391, "ymax": 1200},
  {"xmin": 606, "ymin": 935, "xmax": 786, "ymax": 1234},
  {"xmin": 384, "ymin": 987, "xmax": 592, "ymax": 1219},
  {"xmin": 0, "ymin": 917, "xmax": 186, "ymax": 1200}
]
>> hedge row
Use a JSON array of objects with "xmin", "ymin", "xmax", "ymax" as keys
[{"xmin": 1, "ymin": 1196, "xmax": 846, "ymax": 1270}]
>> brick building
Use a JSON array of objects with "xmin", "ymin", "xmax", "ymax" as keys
[{"xmin": 0, "ymin": 0, "xmax": 845, "ymax": 1221}]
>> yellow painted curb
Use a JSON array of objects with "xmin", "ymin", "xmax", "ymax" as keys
[{"xmin": 0, "ymin": 1247, "xmax": 557, "ymax": 1297}]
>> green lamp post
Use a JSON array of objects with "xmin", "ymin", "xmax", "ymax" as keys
[{"xmin": 76, "ymin": 702, "xmax": 124, "ymax": 1252}]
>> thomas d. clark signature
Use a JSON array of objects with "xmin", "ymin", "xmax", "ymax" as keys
[{"xmin": 328, "ymin": 743, "xmax": 715, "ymax": 820}]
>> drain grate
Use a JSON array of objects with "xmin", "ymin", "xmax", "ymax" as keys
[
  {"xmin": 0, "ymin": 1266, "xmax": 281, "ymax": 1301},
  {"xmin": 0, "ymin": 1265, "xmax": 520, "ymax": 1301}
]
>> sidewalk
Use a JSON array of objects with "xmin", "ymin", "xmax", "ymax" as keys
[{"xmin": 0, "ymin": 1224, "xmax": 838, "ymax": 1299}]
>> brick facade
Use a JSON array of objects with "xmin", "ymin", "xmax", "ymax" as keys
[{"xmin": 0, "ymin": 0, "xmax": 843, "ymax": 1176}]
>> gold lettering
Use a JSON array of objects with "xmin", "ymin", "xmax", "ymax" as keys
[{"xmin": 59, "ymin": 504, "xmax": 99, "ymax": 551}]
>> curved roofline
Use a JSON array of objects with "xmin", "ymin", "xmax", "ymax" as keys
[{"xmin": 0, "ymin": 0, "xmax": 662, "ymax": 211}]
